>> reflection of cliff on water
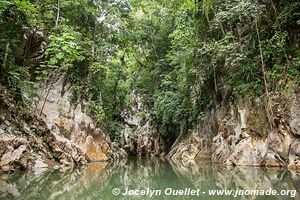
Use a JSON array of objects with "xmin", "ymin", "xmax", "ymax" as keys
[
  {"xmin": 100, "ymin": 157, "xmax": 193, "ymax": 200},
  {"xmin": 168, "ymin": 159, "xmax": 300, "ymax": 200},
  {"xmin": 0, "ymin": 160, "xmax": 126, "ymax": 200},
  {"xmin": 0, "ymin": 158, "xmax": 299, "ymax": 200}
]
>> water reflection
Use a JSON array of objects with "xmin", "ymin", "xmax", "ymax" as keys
[
  {"xmin": 0, "ymin": 158, "xmax": 299, "ymax": 200},
  {"xmin": 168, "ymin": 159, "xmax": 300, "ymax": 200}
]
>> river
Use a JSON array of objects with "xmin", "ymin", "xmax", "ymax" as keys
[{"xmin": 0, "ymin": 158, "xmax": 299, "ymax": 200}]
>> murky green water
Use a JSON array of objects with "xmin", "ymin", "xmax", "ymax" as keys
[{"xmin": 0, "ymin": 158, "xmax": 299, "ymax": 200}]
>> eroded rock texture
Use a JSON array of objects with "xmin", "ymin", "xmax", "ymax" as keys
[
  {"xmin": 121, "ymin": 92, "xmax": 166, "ymax": 158},
  {"xmin": 169, "ymin": 92, "xmax": 300, "ymax": 170},
  {"xmin": 0, "ymin": 85, "xmax": 88, "ymax": 173},
  {"xmin": 0, "ymin": 134, "xmax": 28, "ymax": 172},
  {"xmin": 0, "ymin": 77, "xmax": 126, "ymax": 173},
  {"xmin": 36, "ymin": 77, "xmax": 127, "ymax": 162}
]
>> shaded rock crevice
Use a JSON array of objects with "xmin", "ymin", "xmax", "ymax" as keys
[{"xmin": 121, "ymin": 92, "xmax": 166, "ymax": 158}]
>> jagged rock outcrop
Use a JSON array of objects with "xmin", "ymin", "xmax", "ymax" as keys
[
  {"xmin": 168, "ymin": 111, "xmax": 216, "ymax": 165},
  {"xmin": 288, "ymin": 140, "xmax": 300, "ymax": 170},
  {"xmin": 167, "ymin": 133, "xmax": 208, "ymax": 167},
  {"xmin": 169, "ymin": 92, "xmax": 300, "ymax": 170},
  {"xmin": 121, "ymin": 92, "xmax": 166, "ymax": 157},
  {"xmin": 36, "ymin": 76, "xmax": 127, "ymax": 162},
  {"xmin": 0, "ymin": 85, "xmax": 88, "ymax": 173},
  {"xmin": 0, "ymin": 134, "xmax": 28, "ymax": 172},
  {"xmin": 0, "ymin": 76, "xmax": 126, "ymax": 173}
]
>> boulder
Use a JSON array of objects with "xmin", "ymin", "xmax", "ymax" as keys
[
  {"xmin": 0, "ymin": 134, "xmax": 28, "ymax": 172},
  {"xmin": 288, "ymin": 140, "xmax": 300, "ymax": 170},
  {"xmin": 290, "ymin": 119, "xmax": 300, "ymax": 136}
]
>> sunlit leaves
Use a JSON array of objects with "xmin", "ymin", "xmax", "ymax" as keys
[
  {"xmin": 46, "ymin": 32, "xmax": 84, "ymax": 69},
  {"xmin": 0, "ymin": 0, "xmax": 38, "ymax": 25},
  {"xmin": 1, "ymin": 0, "xmax": 299, "ymax": 139}
]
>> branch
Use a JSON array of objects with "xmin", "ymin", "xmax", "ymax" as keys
[{"xmin": 255, "ymin": 18, "xmax": 274, "ymax": 129}]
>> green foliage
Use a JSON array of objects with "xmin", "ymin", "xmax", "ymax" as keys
[
  {"xmin": 273, "ymin": 2, "xmax": 300, "ymax": 30},
  {"xmin": 0, "ymin": 0, "xmax": 37, "ymax": 25},
  {"xmin": 1, "ymin": 0, "xmax": 299, "ymax": 140},
  {"xmin": 154, "ymin": 91, "xmax": 182, "ymax": 124},
  {"xmin": 46, "ymin": 32, "xmax": 84, "ymax": 70}
]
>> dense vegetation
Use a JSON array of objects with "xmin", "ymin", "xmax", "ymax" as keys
[{"xmin": 1, "ymin": 0, "xmax": 300, "ymax": 140}]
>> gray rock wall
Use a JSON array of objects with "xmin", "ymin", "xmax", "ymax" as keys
[
  {"xmin": 121, "ymin": 92, "xmax": 166, "ymax": 157},
  {"xmin": 169, "ymin": 92, "xmax": 300, "ymax": 170}
]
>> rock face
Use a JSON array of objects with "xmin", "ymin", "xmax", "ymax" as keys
[
  {"xmin": 167, "ymin": 111, "xmax": 216, "ymax": 165},
  {"xmin": 121, "ymin": 92, "xmax": 166, "ymax": 157},
  {"xmin": 36, "ymin": 76, "xmax": 126, "ymax": 162},
  {"xmin": 288, "ymin": 140, "xmax": 300, "ymax": 170},
  {"xmin": 0, "ymin": 86, "xmax": 88, "ymax": 173},
  {"xmin": 0, "ymin": 77, "xmax": 126, "ymax": 173},
  {"xmin": 0, "ymin": 134, "xmax": 28, "ymax": 172},
  {"xmin": 169, "ymin": 92, "xmax": 300, "ymax": 170}
]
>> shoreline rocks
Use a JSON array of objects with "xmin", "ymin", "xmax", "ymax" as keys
[
  {"xmin": 169, "ymin": 92, "xmax": 300, "ymax": 170},
  {"xmin": 0, "ymin": 79, "xmax": 126, "ymax": 174},
  {"xmin": 0, "ymin": 134, "xmax": 29, "ymax": 173}
]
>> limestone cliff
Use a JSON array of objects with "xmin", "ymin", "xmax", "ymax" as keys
[
  {"xmin": 168, "ymin": 92, "xmax": 300, "ymax": 170},
  {"xmin": 0, "ymin": 76, "xmax": 126, "ymax": 174},
  {"xmin": 0, "ymin": 85, "xmax": 86, "ymax": 173},
  {"xmin": 36, "ymin": 76, "xmax": 126, "ymax": 162},
  {"xmin": 121, "ymin": 92, "xmax": 166, "ymax": 158}
]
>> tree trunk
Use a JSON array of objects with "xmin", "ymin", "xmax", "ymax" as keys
[
  {"xmin": 270, "ymin": 0, "xmax": 277, "ymax": 16},
  {"xmin": 55, "ymin": 0, "xmax": 60, "ymax": 27},
  {"xmin": 255, "ymin": 19, "xmax": 274, "ymax": 129},
  {"xmin": 39, "ymin": 70, "xmax": 60, "ymax": 116},
  {"xmin": 213, "ymin": 64, "xmax": 218, "ymax": 94},
  {"xmin": 212, "ymin": 7, "xmax": 225, "ymax": 35},
  {"xmin": 92, "ymin": 25, "xmax": 96, "ymax": 59},
  {"xmin": 3, "ymin": 42, "xmax": 10, "ymax": 70}
]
